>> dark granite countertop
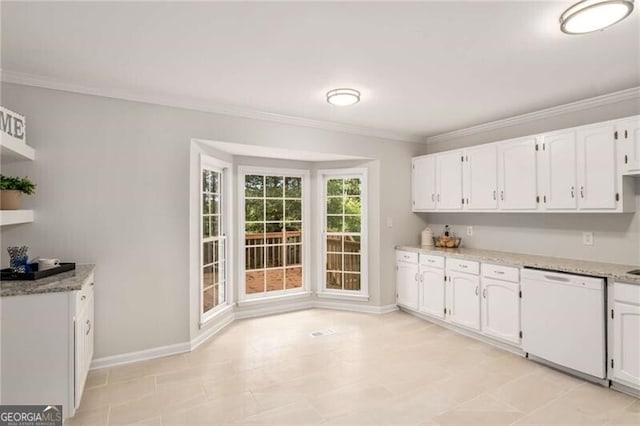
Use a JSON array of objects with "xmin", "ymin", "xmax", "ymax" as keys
[{"xmin": 1, "ymin": 264, "xmax": 95, "ymax": 297}]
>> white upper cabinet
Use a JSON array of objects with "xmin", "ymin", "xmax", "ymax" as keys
[
  {"xmin": 576, "ymin": 123, "xmax": 617, "ymax": 210},
  {"xmin": 498, "ymin": 137, "xmax": 539, "ymax": 210},
  {"xmin": 618, "ymin": 117, "xmax": 640, "ymax": 174},
  {"xmin": 464, "ymin": 144, "xmax": 498, "ymax": 210},
  {"xmin": 412, "ymin": 156, "xmax": 436, "ymax": 211},
  {"xmin": 436, "ymin": 150, "xmax": 464, "ymax": 210},
  {"xmin": 540, "ymin": 130, "xmax": 578, "ymax": 210}
]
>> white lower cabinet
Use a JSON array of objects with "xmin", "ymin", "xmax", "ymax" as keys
[
  {"xmin": 611, "ymin": 282, "xmax": 640, "ymax": 390},
  {"xmin": 0, "ymin": 273, "xmax": 95, "ymax": 418},
  {"xmin": 446, "ymin": 270, "xmax": 481, "ymax": 331},
  {"xmin": 418, "ymin": 255, "xmax": 445, "ymax": 319},
  {"xmin": 480, "ymin": 266, "xmax": 521, "ymax": 344},
  {"xmin": 396, "ymin": 252, "xmax": 419, "ymax": 310}
]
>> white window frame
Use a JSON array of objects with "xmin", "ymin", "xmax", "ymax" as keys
[
  {"xmin": 238, "ymin": 165, "xmax": 311, "ymax": 302},
  {"xmin": 200, "ymin": 155, "xmax": 233, "ymax": 324},
  {"xmin": 317, "ymin": 168, "xmax": 369, "ymax": 301}
]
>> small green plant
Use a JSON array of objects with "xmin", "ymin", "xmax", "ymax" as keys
[{"xmin": 0, "ymin": 174, "xmax": 36, "ymax": 195}]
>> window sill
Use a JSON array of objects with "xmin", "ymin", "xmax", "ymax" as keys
[
  {"xmin": 316, "ymin": 292, "xmax": 370, "ymax": 302},
  {"xmin": 237, "ymin": 291, "xmax": 312, "ymax": 307},
  {"xmin": 200, "ymin": 304, "xmax": 234, "ymax": 329}
]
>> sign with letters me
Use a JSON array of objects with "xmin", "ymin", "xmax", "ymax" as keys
[{"xmin": 0, "ymin": 107, "xmax": 26, "ymax": 142}]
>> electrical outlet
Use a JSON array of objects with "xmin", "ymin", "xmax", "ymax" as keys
[
  {"xmin": 467, "ymin": 226, "xmax": 473, "ymax": 236},
  {"xmin": 583, "ymin": 232, "xmax": 594, "ymax": 246}
]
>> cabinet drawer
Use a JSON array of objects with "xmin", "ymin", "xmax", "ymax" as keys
[
  {"xmin": 396, "ymin": 251, "xmax": 418, "ymax": 264},
  {"xmin": 75, "ymin": 273, "xmax": 95, "ymax": 309},
  {"xmin": 614, "ymin": 281, "xmax": 640, "ymax": 305},
  {"xmin": 446, "ymin": 258, "xmax": 479, "ymax": 275},
  {"xmin": 482, "ymin": 264, "xmax": 519, "ymax": 283},
  {"xmin": 420, "ymin": 254, "xmax": 444, "ymax": 268}
]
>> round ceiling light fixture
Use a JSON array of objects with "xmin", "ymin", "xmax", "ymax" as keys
[
  {"xmin": 560, "ymin": 0, "xmax": 634, "ymax": 34},
  {"xmin": 326, "ymin": 88, "xmax": 360, "ymax": 106}
]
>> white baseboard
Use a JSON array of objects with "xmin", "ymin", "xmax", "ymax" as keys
[
  {"xmin": 90, "ymin": 302, "xmax": 397, "ymax": 370},
  {"xmin": 90, "ymin": 341, "xmax": 191, "ymax": 370},
  {"xmin": 313, "ymin": 300, "xmax": 399, "ymax": 314}
]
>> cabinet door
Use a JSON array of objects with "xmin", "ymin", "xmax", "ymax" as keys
[
  {"xmin": 74, "ymin": 307, "xmax": 88, "ymax": 408},
  {"xmin": 447, "ymin": 271, "xmax": 480, "ymax": 330},
  {"xmin": 619, "ymin": 117, "xmax": 640, "ymax": 173},
  {"xmin": 85, "ymin": 290, "xmax": 95, "ymax": 371},
  {"xmin": 419, "ymin": 266, "xmax": 445, "ymax": 318},
  {"xmin": 464, "ymin": 144, "xmax": 498, "ymax": 210},
  {"xmin": 612, "ymin": 301, "xmax": 640, "ymax": 387},
  {"xmin": 436, "ymin": 151, "xmax": 463, "ymax": 210},
  {"xmin": 498, "ymin": 137, "xmax": 538, "ymax": 210},
  {"xmin": 481, "ymin": 278, "xmax": 520, "ymax": 344},
  {"xmin": 396, "ymin": 262, "xmax": 418, "ymax": 310},
  {"xmin": 576, "ymin": 124, "xmax": 617, "ymax": 210},
  {"xmin": 541, "ymin": 131, "xmax": 578, "ymax": 210},
  {"xmin": 412, "ymin": 156, "xmax": 437, "ymax": 210}
]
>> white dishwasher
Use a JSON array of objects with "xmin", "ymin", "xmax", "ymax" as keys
[{"xmin": 521, "ymin": 268, "xmax": 605, "ymax": 379}]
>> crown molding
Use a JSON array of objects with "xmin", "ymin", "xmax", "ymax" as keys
[
  {"xmin": 426, "ymin": 86, "xmax": 640, "ymax": 144},
  {"xmin": 0, "ymin": 69, "xmax": 424, "ymax": 144}
]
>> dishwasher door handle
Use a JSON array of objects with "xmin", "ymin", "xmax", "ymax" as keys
[{"xmin": 543, "ymin": 274, "xmax": 571, "ymax": 282}]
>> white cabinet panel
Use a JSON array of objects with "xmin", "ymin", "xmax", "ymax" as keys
[
  {"xmin": 541, "ymin": 131, "xmax": 578, "ymax": 210},
  {"xmin": 612, "ymin": 301, "xmax": 640, "ymax": 388},
  {"xmin": 396, "ymin": 260, "xmax": 419, "ymax": 310},
  {"xmin": 419, "ymin": 266, "xmax": 445, "ymax": 319},
  {"xmin": 464, "ymin": 144, "xmax": 498, "ymax": 210},
  {"xmin": 447, "ymin": 271, "xmax": 480, "ymax": 330},
  {"xmin": 576, "ymin": 124, "xmax": 617, "ymax": 210},
  {"xmin": 436, "ymin": 151, "xmax": 463, "ymax": 210},
  {"xmin": 412, "ymin": 156, "xmax": 436, "ymax": 211},
  {"xmin": 619, "ymin": 117, "xmax": 640, "ymax": 173},
  {"xmin": 481, "ymin": 278, "xmax": 520, "ymax": 344},
  {"xmin": 498, "ymin": 137, "xmax": 538, "ymax": 210}
]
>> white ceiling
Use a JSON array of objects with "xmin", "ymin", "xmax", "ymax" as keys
[{"xmin": 2, "ymin": 1, "xmax": 639, "ymax": 140}]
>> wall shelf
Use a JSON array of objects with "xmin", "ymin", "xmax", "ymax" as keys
[
  {"xmin": 1, "ymin": 133, "xmax": 35, "ymax": 162},
  {"xmin": 0, "ymin": 210, "xmax": 34, "ymax": 226}
]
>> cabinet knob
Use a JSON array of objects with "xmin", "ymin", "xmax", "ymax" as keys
[
  {"xmin": 475, "ymin": 285, "xmax": 479, "ymax": 296},
  {"xmin": 570, "ymin": 186, "xmax": 575, "ymax": 199},
  {"xmin": 580, "ymin": 186, "xmax": 585, "ymax": 199},
  {"xmin": 500, "ymin": 191, "xmax": 504, "ymax": 201},
  {"xmin": 431, "ymin": 193, "xmax": 435, "ymax": 202},
  {"xmin": 81, "ymin": 295, "xmax": 86, "ymax": 301},
  {"xmin": 86, "ymin": 320, "xmax": 91, "ymax": 336},
  {"xmin": 625, "ymin": 154, "xmax": 628, "ymax": 164},
  {"xmin": 482, "ymin": 288, "xmax": 487, "ymax": 299},
  {"xmin": 493, "ymin": 190, "xmax": 497, "ymax": 201}
]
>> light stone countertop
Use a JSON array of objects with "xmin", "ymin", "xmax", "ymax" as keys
[
  {"xmin": 1, "ymin": 264, "xmax": 95, "ymax": 297},
  {"xmin": 395, "ymin": 246, "xmax": 640, "ymax": 285}
]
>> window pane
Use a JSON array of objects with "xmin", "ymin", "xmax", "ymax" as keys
[
  {"xmin": 266, "ymin": 222, "xmax": 284, "ymax": 234},
  {"xmin": 285, "ymin": 177, "xmax": 302, "ymax": 198},
  {"xmin": 326, "ymin": 235, "xmax": 343, "ymax": 253},
  {"xmin": 327, "ymin": 197, "xmax": 343, "ymax": 215},
  {"xmin": 203, "ymin": 216, "xmax": 211, "ymax": 239},
  {"xmin": 265, "ymin": 199, "xmax": 284, "ymax": 221},
  {"xmin": 327, "ymin": 179, "xmax": 343, "ymax": 196},
  {"xmin": 203, "ymin": 287, "xmax": 214, "ymax": 313},
  {"xmin": 345, "ymin": 178, "xmax": 361, "ymax": 195},
  {"xmin": 246, "ymin": 270, "xmax": 264, "ymax": 294},
  {"xmin": 286, "ymin": 267, "xmax": 302, "ymax": 289},
  {"xmin": 246, "ymin": 246, "xmax": 264, "ymax": 269},
  {"xmin": 213, "ymin": 262, "xmax": 220, "ymax": 284},
  {"xmin": 286, "ymin": 244, "xmax": 302, "ymax": 266},
  {"xmin": 327, "ymin": 216, "xmax": 343, "ymax": 232},
  {"xmin": 203, "ymin": 265, "xmax": 213, "ymax": 288},
  {"xmin": 246, "ymin": 222, "xmax": 265, "ymax": 245},
  {"xmin": 202, "ymin": 170, "xmax": 212, "ymax": 193},
  {"xmin": 327, "ymin": 272, "xmax": 342, "ymax": 289},
  {"xmin": 266, "ymin": 245, "xmax": 284, "ymax": 268},
  {"xmin": 285, "ymin": 227, "xmax": 302, "ymax": 244},
  {"xmin": 203, "ymin": 241, "xmax": 214, "ymax": 265},
  {"xmin": 211, "ymin": 172, "xmax": 219, "ymax": 194},
  {"xmin": 285, "ymin": 199, "xmax": 302, "ymax": 221},
  {"xmin": 344, "ymin": 254, "xmax": 360, "ymax": 272},
  {"xmin": 245, "ymin": 175, "xmax": 264, "ymax": 197},
  {"xmin": 266, "ymin": 176, "xmax": 284, "ymax": 198},
  {"xmin": 266, "ymin": 268, "xmax": 285, "ymax": 292},
  {"xmin": 344, "ymin": 216, "xmax": 361, "ymax": 233},
  {"xmin": 344, "ymin": 273, "xmax": 361, "ymax": 291},
  {"xmin": 326, "ymin": 253, "xmax": 342, "ymax": 271},
  {"xmin": 203, "ymin": 194, "xmax": 212, "ymax": 215},
  {"xmin": 245, "ymin": 199, "xmax": 264, "ymax": 222},
  {"xmin": 344, "ymin": 236, "xmax": 361, "ymax": 253},
  {"xmin": 344, "ymin": 197, "xmax": 361, "ymax": 215},
  {"xmin": 211, "ymin": 216, "xmax": 220, "ymax": 237},
  {"xmin": 212, "ymin": 195, "xmax": 220, "ymax": 214}
]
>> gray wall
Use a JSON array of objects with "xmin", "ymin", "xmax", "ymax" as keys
[
  {"xmin": 0, "ymin": 83, "xmax": 425, "ymax": 359},
  {"xmin": 423, "ymin": 97, "xmax": 640, "ymax": 266}
]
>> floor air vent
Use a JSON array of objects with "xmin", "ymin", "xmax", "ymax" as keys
[{"xmin": 310, "ymin": 329, "xmax": 336, "ymax": 337}]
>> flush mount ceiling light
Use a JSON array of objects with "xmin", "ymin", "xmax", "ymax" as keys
[
  {"xmin": 326, "ymin": 88, "xmax": 360, "ymax": 106},
  {"xmin": 560, "ymin": 0, "xmax": 634, "ymax": 34}
]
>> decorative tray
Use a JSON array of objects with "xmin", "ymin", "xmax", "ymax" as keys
[{"xmin": 0, "ymin": 262, "xmax": 76, "ymax": 281}]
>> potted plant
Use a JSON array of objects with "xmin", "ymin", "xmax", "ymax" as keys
[{"xmin": 0, "ymin": 174, "xmax": 36, "ymax": 210}]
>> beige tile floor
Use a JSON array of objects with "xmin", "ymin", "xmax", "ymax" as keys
[{"xmin": 70, "ymin": 309, "xmax": 639, "ymax": 425}]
